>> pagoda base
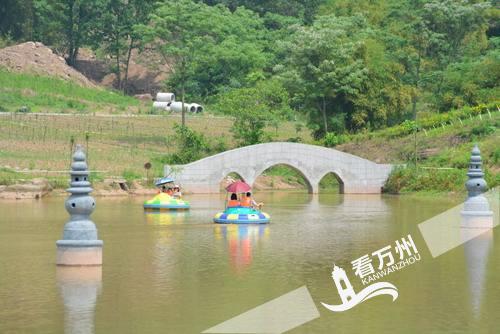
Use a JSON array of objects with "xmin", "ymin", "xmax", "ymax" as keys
[
  {"xmin": 56, "ymin": 240, "xmax": 103, "ymax": 266},
  {"xmin": 460, "ymin": 211, "xmax": 494, "ymax": 229}
]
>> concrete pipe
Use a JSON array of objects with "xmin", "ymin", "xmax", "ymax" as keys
[
  {"xmin": 190, "ymin": 103, "xmax": 204, "ymax": 113},
  {"xmin": 152, "ymin": 101, "xmax": 171, "ymax": 109},
  {"xmin": 170, "ymin": 101, "xmax": 196, "ymax": 113},
  {"xmin": 156, "ymin": 92, "xmax": 175, "ymax": 102}
]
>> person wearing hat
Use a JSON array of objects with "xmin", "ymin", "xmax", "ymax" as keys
[{"xmin": 172, "ymin": 185, "xmax": 182, "ymax": 199}]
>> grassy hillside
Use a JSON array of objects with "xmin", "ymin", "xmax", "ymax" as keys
[
  {"xmin": 0, "ymin": 71, "xmax": 311, "ymax": 187},
  {"xmin": 0, "ymin": 69, "xmax": 141, "ymax": 114}
]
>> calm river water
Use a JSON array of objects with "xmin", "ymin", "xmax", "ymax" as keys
[{"xmin": 1, "ymin": 192, "xmax": 499, "ymax": 333}]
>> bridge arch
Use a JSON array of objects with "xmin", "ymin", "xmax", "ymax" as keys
[
  {"xmin": 317, "ymin": 171, "xmax": 345, "ymax": 193},
  {"xmin": 165, "ymin": 142, "xmax": 392, "ymax": 194},
  {"xmin": 251, "ymin": 163, "xmax": 315, "ymax": 193}
]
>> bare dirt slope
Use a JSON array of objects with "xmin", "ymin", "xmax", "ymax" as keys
[
  {"xmin": 0, "ymin": 41, "xmax": 96, "ymax": 87},
  {"xmin": 75, "ymin": 48, "xmax": 171, "ymax": 95}
]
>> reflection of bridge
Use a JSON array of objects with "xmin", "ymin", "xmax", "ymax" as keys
[{"xmin": 165, "ymin": 142, "xmax": 393, "ymax": 194}]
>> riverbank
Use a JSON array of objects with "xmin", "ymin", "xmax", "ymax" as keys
[{"xmin": 0, "ymin": 173, "xmax": 325, "ymax": 200}]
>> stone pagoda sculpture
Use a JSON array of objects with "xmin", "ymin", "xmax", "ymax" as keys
[
  {"xmin": 461, "ymin": 144, "xmax": 493, "ymax": 228},
  {"xmin": 56, "ymin": 145, "xmax": 103, "ymax": 265}
]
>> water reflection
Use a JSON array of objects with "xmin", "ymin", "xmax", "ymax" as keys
[
  {"xmin": 56, "ymin": 266, "xmax": 102, "ymax": 334},
  {"xmin": 463, "ymin": 230, "xmax": 493, "ymax": 318},
  {"xmin": 461, "ymin": 193, "xmax": 496, "ymax": 318},
  {"xmin": 214, "ymin": 224, "xmax": 270, "ymax": 273},
  {"xmin": 145, "ymin": 212, "xmax": 188, "ymax": 283},
  {"xmin": 144, "ymin": 211, "xmax": 188, "ymax": 225}
]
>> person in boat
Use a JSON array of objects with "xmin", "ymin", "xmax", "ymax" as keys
[
  {"xmin": 172, "ymin": 185, "xmax": 182, "ymax": 199},
  {"xmin": 227, "ymin": 193, "xmax": 240, "ymax": 207},
  {"xmin": 166, "ymin": 187, "xmax": 174, "ymax": 196},
  {"xmin": 241, "ymin": 192, "xmax": 263, "ymax": 210}
]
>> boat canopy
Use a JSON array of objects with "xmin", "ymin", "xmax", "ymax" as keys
[
  {"xmin": 226, "ymin": 180, "xmax": 251, "ymax": 193},
  {"xmin": 155, "ymin": 177, "xmax": 175, "ymax": 187}
]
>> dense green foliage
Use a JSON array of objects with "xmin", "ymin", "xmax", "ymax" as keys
[
  {"xmin": 1, "ymin": 0, "xmax": 498, "ymax": 145},
  {"xmin": 214, "ymin": 80, "xmax": 292, "ymax": 145}
]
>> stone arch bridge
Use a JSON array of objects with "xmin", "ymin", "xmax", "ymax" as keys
[{"xmin": 165, "ymin": 142, "xmax": 393, "ymax": 194}]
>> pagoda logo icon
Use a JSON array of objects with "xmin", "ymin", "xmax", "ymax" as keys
[{"xmin": 321, "ymin": 265, "xmax": 398, "ymax": 312}]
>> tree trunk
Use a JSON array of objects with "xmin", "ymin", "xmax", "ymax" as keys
[
  {"xmin": 67, "ymin": 0, "xmax": 76, "ymax": 66},
  {"xmin": 413, "ymin": 57, "xmax": 421, "ymax": 169},
  {"xmin": 115, "ymin": 49, "xmax": 121, "ymax": 90},
  {"xmin": 321, "ymin": 97, "xmax": 328, "ymax": 134},
  {"xmin": 181, "ymin": 82, "xmax": 186, "ymax": 127},
  {"xmin": 123, "ymin": 38, "xmax": 134, "ymax": 93}
]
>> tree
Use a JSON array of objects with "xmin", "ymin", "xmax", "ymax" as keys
[
  {"xmin": 215, "ymin": 79, "xmax": 292, "ymax": 146},
  {"xmin": 164, "ymin": 124, "xmax": 210, "ymax": 164},
  {"xmin": 389, "ymin": 0, "xmax": 491, "ymax": 115},
  {"xmin": 139, "ymin": 0, "xmax": 268, "ymax": 125},
  {"xmin": 201, "ymin": 0, "xmax": 325, "ymax": 23},
  {"xmin": 139, "ymin": 0, "xmax": 220, "ymax": 126},
  {"xmin": 420, "ymin": 0, "xmax": 491, "ymax": 99},
  {"xmin": 32, "ymin": 0, "xmax": 103, "ymax": 66},
  {"xmin": 0, "ymin": 0, "xmax": 35, "ymax": 41},
  {"xmin": 276, "ymin": 15, "xmax": 370, "ymax": 137},
  {"xmin": 386, "ymin": 0, "xmax": 491, "ymax": 166},
  {"xmin": 98, "ymin": 0, "xmax": 154, "ymax": 92}
]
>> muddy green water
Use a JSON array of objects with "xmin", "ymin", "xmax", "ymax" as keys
[{"xmin": 0, "ymin": 192, "xmax": 499, "ymax": 333}]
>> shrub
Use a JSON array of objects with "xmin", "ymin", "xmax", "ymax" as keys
[
  {"xmin": 470, "ymin": 124, "xmax": 496, "ymax": 138},
  {"xmin": 384, "ymin": 166, "xmax": 466, "ymax": 193},
  {"xmin": 17, "ymin": 106, "xmax": 31, "ymax": 113},
  {"xmin": 161, "ymin": 124, "xmax": 210, "ymax": 164},
  {"xmin": 323, "ymin": 132, "xmax": 348, "ymax": 147}
]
